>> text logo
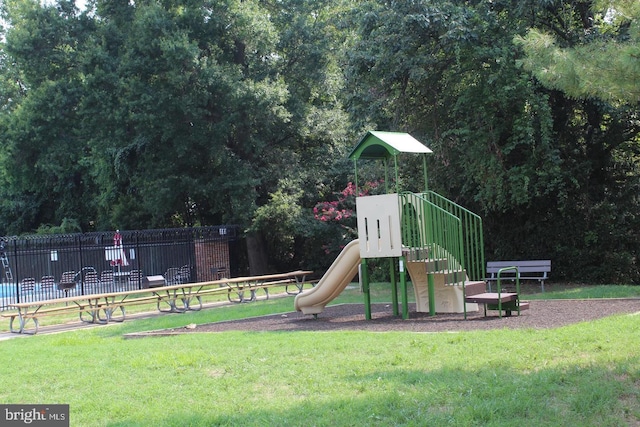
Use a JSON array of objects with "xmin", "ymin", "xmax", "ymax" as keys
[{"xmin": 1, "ymin": 405, "xmax": 69, "ymax": 426}]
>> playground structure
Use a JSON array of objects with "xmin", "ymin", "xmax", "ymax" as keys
[{"xmin": 295, "ymin": 131, "xmax": 526, "ymax": 319}]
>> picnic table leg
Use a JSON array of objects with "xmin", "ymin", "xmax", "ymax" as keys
[
  {"xmin": 80, "ymin": 309, "xmax": 99, "ymax": 324},
  {"xmin": 183, "ymin": 295, "xmax": 202, "ymax": 311},
  {"xmin": 157, "ymin": 298, "xmax": 175, "ymax": 312},
  {"xmin": 156, "ymin": 291, "xmax": 169, "ymax": 312},
  {"xmin": 285, "ymin": 283, "xmax": 302, "ymax": 295},
  {"xmin": 9, "ymin": 312, "xmax": 38, "ymax": 334},
  {"xmin": 79, "ymin": 300, "xmax": 104, "ymax": 324},
  {"xmin": 242, "ymin": 289, "xmax": 256, "ymax": 303},
  {"xmin": 286, "ymin": 275, "xmax": 307, "ymax": 295},
  {"xmin": 8, "ymin": 313, "xmax": 22, "ymax": 333},
  {"xmin": 175, "ymin": 289, "xmax": 194, "ymax": 312},
  {"xmin": 7, "ymin": 314, "xmax": 19, "ymax": 333},
  {"xmin": 27, "ymin": 317, "xmax": 39, "ymax": 334},
  {"xmin": 228, "ymin": 286, "xmax": 245, "ymax": 303},
  {"xmin": 94, "ymin": 300, "xmax": 113, "ymax": 323},
  {"xmin": 98, "ymin": 296, "xmax": 125, "ymax": 322},
  {"xmin": 244, "ymin": 287, "xmax": 257, "ymax": 303},
  {"xmin": 171, "ymin": 292, "xmax": 188, "ymax": 312},
  {"xmin": 96, "ymin": 309, "xmax": 110, "ymax": 323},
  {"xmin": 106, "ymin": 306, "xmax": 125, "ymax": 322},
  {"xmin": 156, "ymin": 291, "xmax": 175, "ymax": 312},
  {"xmin": 248, "ymin": 282, "xmax": 263, "ymax": 302},
  {"xmin": 156, "ymin": 290, "xmax": 187, "ymax": 313}
]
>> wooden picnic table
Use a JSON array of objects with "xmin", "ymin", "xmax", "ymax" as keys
[
  {"xmin": 149, "ymin": 270, "xmax": 312, "ymax": 310},
  {"xmin": 2, "ymin": 270, "xmax": 313, "ymax": 334}
]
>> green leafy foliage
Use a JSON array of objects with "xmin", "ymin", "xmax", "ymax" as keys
[
  {"xmin": 516, "ymin": 0, "xmax": 640, "ymax": 104},
  {"xmin": 341, "ymin": 0, "xmax": 640, "ymax": 283},
  {"xmin": 0, "ymin": 0, "xmax": 638, "ymax": 282}
]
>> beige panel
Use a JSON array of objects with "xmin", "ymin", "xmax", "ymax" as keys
[{"xmin": 356, "ymin": 194, "xmax": 402, "ymax": 258}]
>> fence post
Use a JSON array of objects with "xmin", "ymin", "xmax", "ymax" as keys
[
  {"xmin": 12, "ymin": 239, "xmax": 20, "ymax": 303},
  {"xmin": 135, "ymin": 231, "xmax": 142, "ymax": 289},
  {"xmin": 78, "ymin": 234, "xmax": 84, "ymax": 295}
]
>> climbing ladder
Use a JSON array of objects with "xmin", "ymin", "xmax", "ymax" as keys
[{"xmin": 0, "ymin": 243, "xmax": 13, "ymax": 283}]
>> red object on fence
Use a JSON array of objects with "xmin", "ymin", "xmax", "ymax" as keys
[{"xmin": 110, "ymin": 230, "xmax": 129, "ymax": 267}]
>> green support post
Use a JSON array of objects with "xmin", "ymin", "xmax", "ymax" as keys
[
  {"xmin": 361, "ymin": 258, "xmax": 371, "ymax": 320},
  {"xmin": 389, "ymin": 258, "xmax": 399, "ymax": 316},
  {"xmin": 399, "ymin": 256, "xmax": 409, "ymax": 319}
]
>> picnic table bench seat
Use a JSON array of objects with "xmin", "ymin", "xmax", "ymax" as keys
[
  {"xmin": 1, "ymin": 296, "xmax": 100, "ymax": 334},
  {"xmin": 186, "ymin": 276, "xmax": 301, "ymax": 306},
  {"xmin": 2, "ymin": 270, "xmax": 313, "ymax": 334}
]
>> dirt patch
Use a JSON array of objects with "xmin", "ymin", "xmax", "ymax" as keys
[{"xmin": 127, "ymin": 298, "xmax": 640, "ymax": 337}]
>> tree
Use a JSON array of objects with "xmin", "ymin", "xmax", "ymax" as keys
[
  {"xmin": 0, "ymin": 0, "xmax": 96, "ymax": 234},
  {"xmin": 244, "ymin": 0, "xmax": 355, "ymax": 272},
  {"xmin": 0, "ymin": 0, "xmax": 355, "ymax": 273},
  {"xmin": 513, "ymin": 0, "xmax": 640, "ymax": 282},
  {"xmin": 515, "ymin": 0, "xmax": 640, "ymax": 104},
  {"xmin": 342, "ymin": 0, "xmax": 640, "ymax": 283},
  {"xmin": 77, "ymin": 0, "xmax": 287, "ymax": 229},
  {"xmin": 344, "ymin": 1, "xmax": 563, "ymax": 212}
]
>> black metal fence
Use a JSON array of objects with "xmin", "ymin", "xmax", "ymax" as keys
[{"xmin": 0, "ymin": 226, "xmax": 241, "ymax": 310}]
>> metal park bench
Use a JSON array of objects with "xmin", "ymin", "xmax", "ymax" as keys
[{"xmin": 486, "ymin": 260, "xmax": 551, "ymax": 292}]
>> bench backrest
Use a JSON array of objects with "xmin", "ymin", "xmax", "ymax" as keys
[
  {"xmin": 40, "ymin": 276, "xmax": 56, "ymax": 290},
  {"xmin": 486, "ymin": 260, "xmax": 551, "ymax": 274},
  {"xmin": 100, "ymin": 270, "xmax": 114, "ymax": 283},
  {"xmin": 60, "ymin": 271, "xmax": 76, "ymax": 284},
  {"xmin": 129, "ymin": 270, "xmax": 143, "ymax": 286},
  {"xmin": 20, "ymin": 277, "xmax": 36, "ymax": 292},
  {"xmin": 85, "ymin": 271, "xmax": 100, "ymax": 285}
]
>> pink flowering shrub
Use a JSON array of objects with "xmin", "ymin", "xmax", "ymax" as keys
[{"xmin": 313, "ymin": 181, "xmax": 382, "ymax": 254}]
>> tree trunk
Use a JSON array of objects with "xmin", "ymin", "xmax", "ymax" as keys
[{"xmin": 245, "ymin": 232, "xmax": 270, "ymax": 275}]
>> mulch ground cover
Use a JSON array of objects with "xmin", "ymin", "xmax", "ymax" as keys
[{"xmin": 128, "ymin": 298, "xmax": 640, "ymax": 337}]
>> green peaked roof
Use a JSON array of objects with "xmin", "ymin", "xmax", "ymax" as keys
[{"xmin": 349, "ymin": 131, "xmax": 432, "ymax": 160}]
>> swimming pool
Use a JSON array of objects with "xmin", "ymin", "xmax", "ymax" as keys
[{"xmin": 0, "ymin": 283, "xmax": 18, "ymax": 298}]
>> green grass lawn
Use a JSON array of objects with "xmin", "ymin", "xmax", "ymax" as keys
[
  {"xmin": 0, "ymin": 283, "xmax": 639, "ymax": 426},
  {"xmin": 525, "ymin": 284, "xmax": 640, "ymax": 300}
]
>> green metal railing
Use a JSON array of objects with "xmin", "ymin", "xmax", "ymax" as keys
[
  {"xmin": 423, "ymin": 191, "xmax": 485, "ymax": 281},
  {"xmin": 493, "ymin": 266, "xmax": 521, "ymax": 318},
  {"xmin": 399, "ymin": 192, "xmax": 484, "ymax": 283},
  {"xmin": 400, "ymin": 192, "xmax": 463, "ymax": 285}
]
